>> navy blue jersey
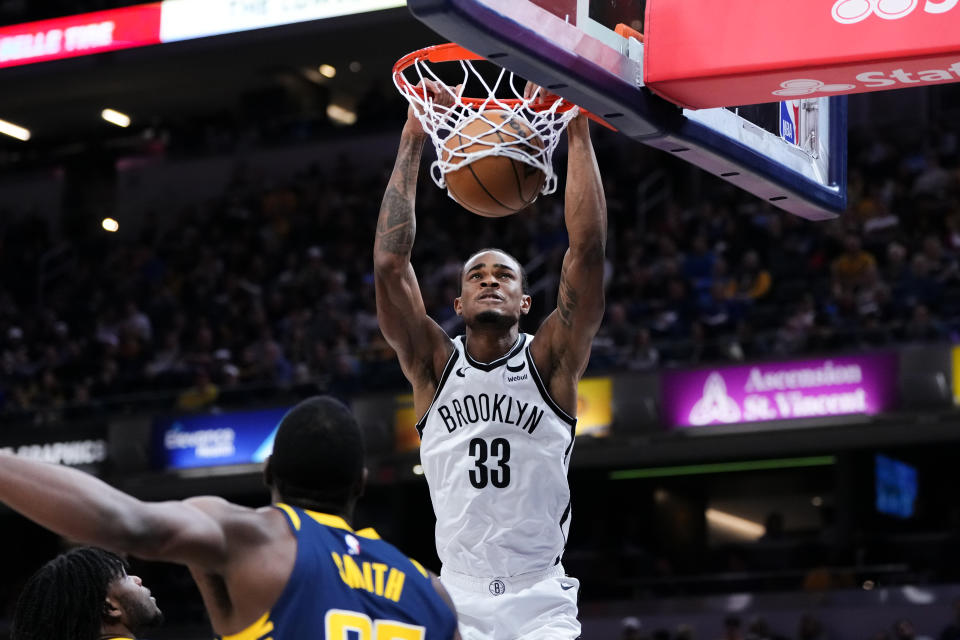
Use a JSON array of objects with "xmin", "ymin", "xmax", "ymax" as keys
[{"xmin": 219, "ymin": 504, "xmax": 456, "ymax": 640}]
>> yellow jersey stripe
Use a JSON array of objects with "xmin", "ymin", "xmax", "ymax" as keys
[
  {"xmin": 221, "ymin": 611, "xmax": 274, "ymax": 640},
  {"xmin": 274, "ymin": 504, "xmax": 382, "ymax": 539},
  {"xmin": 304, "ymin": 511, "xmax": 353, "ymax": 531},
  {"xmin": 275, "ymin": 504, "xmax": 301, "ymax": 531},
  {"xmin": 408, "ymin": 558, "xmax": 429, "ymax": 578}
]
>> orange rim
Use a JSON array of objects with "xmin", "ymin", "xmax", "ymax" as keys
[
  {"xmin": 393, "ymin": 43, "xmax": 618, "ymax": 130},
  {"xmin": 393, "ymin": 43, "xmax": 571, "ymax": 112}
]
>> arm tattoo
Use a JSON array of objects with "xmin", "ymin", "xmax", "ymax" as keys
[
  {"xmin": 375, "ymin": 135, "xmax": 424, "ymax": 256},
  {"xmin": 557, "ymin": 263, "xmax": 580, "ymax": 328},
  {"xmin": 377, "ymin": 186, "xmax": 415, "ymax": 255}
]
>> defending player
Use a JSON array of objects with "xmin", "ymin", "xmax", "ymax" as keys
[
  {"xmin": 12, "ymin": 546, "xmax": 163, "ymax": 640},
  {"xmin": 374, "ymin": 82, "xmax": 607, "ymax": 639},
  {"xmin": 0, "ymin": 396, "xmax": 459, "ymax": 640}
]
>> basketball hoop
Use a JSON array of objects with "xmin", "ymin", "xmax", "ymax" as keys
[{"xmin": 393, "ymin": 43, "xmax": 580, "ymax": 198}]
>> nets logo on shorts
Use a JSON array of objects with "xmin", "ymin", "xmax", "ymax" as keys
[{"xmin": 488, "ymin": 579, "xmax": 506, "ymax": 596}]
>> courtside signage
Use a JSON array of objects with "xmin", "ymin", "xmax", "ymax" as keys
[
  {"xmin": 153, "ymin": 407, "xmax": 289, "ymax": 469},
  {"xmin": 661, "ymin": 354, "xmax": 898, "ymax": 428},
  {"xmin": 0, "ymin": 0, "xmax": 404, "ymax": 70},
  {"xmin": 0, "ymin": 4, "xmax": 163, "ymax": 69}
]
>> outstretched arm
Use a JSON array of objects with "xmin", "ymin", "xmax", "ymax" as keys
[
  {"xmin": 532, "ymin": 114, "xmax": 607, "ymax": 388},
  {"xmin": 374, "ymin": 82, "xmax": 454, "ymax": 386},
  {"xmin": 0, "ymin": 453, "xmax": 229, "ymax": 569}
]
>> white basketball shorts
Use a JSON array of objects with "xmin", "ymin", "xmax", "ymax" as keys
[{"xmin": 440, "ymin": 564, "xmax": 580, "ymax": 640}]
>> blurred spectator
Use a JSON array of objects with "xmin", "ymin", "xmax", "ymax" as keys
[
  {"xmin": 903, "ymin": 304, "xmax": 946, "ymax": 342},
  {"xmin": 797, "ymin": 613, "xmax": 826, "ymax": 640},
  {"xmin": 625, "ymin": 328, "xmax": 660, "ymax": 372},
  {"xmin": 175, "ymin": 368, "xmax": 219, "ymax": 412},
  {"xmin": 745, "ymin": 616, "xmax": 788, "ymax": 640},
  {"xmin": 719, "ymin": 615, "xmax": 744, "ymax": 640},
  {"xmin": 726, "ymin": 251, "xmax": 772, "ymax": 301},
  {"xmin": 676, "ymin": 624, "xmax": 695, "ymax": 640},
  {"xmin": 832, "ymin": 234, "xmax": 877, "ymax": 296},
  {"xmin": 893, "ymin": 619, "xmax": 932, "ymax": 640},
  {"xmin": 622, "ymin": 616, "xmax": 643, "ymax": 640}
]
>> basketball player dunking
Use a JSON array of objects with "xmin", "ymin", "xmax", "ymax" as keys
[{"xmin": 375, "ymin": 81, "xmax": 607, "ymax": 639}]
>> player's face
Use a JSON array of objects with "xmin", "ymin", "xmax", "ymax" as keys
[
  {"xmin": 455, "ymin": 251, "xmax": 530, "ymax": 328},
  {"xmin": 106, "ymin": 570, "xmax": 164, "ymax": 632}
]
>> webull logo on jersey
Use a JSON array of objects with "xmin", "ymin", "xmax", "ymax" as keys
[
  {"xmin": 164, "ymin": 423, "xmax": 236, "ymax": 459},
  {"xmin": 504, "ymin": 359, "xmax": 527, "ymax": 383},
  {"xmin": 832, "ymin": 0, "xmax": 958, "ymax": 24},
  {"xmin": 437, "ymin": 393, "xmax": 546, "ymax": 435}
]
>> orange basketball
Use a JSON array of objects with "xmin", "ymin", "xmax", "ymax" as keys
[{"xmin": 442, "ymin": 110, "xmax": 546, "ymax": 218}]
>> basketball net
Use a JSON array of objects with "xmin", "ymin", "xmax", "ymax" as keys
[{"xmin": 394, "ymin": 44, "xmax": 579, "ymax": 198}]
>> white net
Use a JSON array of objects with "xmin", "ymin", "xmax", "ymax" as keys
[{"xmin": 394, "ymin": 47, "xmax": 579, "ymax": 198}]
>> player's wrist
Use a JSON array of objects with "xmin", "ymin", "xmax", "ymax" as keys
[{"xmin": 403, "ymin": 118, "xmax": 429, "ymax": 140}]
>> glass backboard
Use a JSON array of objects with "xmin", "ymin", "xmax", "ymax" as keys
[{"xmin": 407, "ymin": 0, "xmax": 847, "ymax": 220}]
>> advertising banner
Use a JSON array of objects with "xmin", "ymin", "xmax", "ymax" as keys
[
  {"xmin": 0, "ymin": 427, "xmax": 108, "ymax": 469},
  {"xmin": 0, "ymin": 4, "xmax": 163, "ymax": 69},
  {"xmin": 153, "ymin": 407, "xmax": 288, "ymax": 470},
  {"xmin": 644, "ymin": 0, "xmax": 960, "ymax": 108},
  {"xmin": 0, "ymin": 0, "xmax": 404, "ymax": 70},
  {"xmin": 159, "ymin": 0, "xmax": 405, "ymax": 42},
  {"xmin": 662, "ymin": 354, "xmax": 898, "ymax": 428}
]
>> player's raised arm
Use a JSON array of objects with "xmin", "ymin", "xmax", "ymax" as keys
[
  {"xmin": 374, "ymin": 81, "xmax": 455, "ymax": 386},
  {"xmin": 0, "ymin": 453, "xmax": 229, "ymax": 570},
  {"xmin": 532, "ymin": 113, "xmax": 607, "ymax": 385}
]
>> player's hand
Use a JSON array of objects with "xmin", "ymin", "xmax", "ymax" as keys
[
  {"xmin": 525, "ymin": 80, "xmax": 584, "ymax": 122},
  {"xmin": 523, "ymin": 81, "xmax": 553, "ymax": 105},
  {"xmin": 406, "ymin": 80, "xmax": 462, "ymax": 135}
]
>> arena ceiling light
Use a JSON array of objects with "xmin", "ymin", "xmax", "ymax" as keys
[
  {"xmin": 318, "ymin": 64, "xmax": 336, "ymax": 79},
  {"xmin": 705, "ymin": 508, "xmax": 764, "ymax": 540},
  {"xmin": 0, "ymin": 117, "xmax": 30, "ymax": 141},
  {"xmin": 101, "ymin": 108, "xmax": 131, "ymax": 127},
  {"xmin": 327, "ymin": 103, "xmax": 357, "ymax": 126}
]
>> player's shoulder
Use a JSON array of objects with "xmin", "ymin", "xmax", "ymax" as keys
[{"xmin": 184, "ymin": 496, "xmax": 288, "ymax": 538}]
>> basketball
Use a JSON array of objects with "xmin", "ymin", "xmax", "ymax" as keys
[{"xmin": 442, "ymin": 110, "xmax": 546, "ymax": 218}]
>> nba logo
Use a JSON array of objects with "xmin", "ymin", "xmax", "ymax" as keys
[
  {"xmin": 780, "ymin": 100, "xmax": 801, "ymax": 146},
  {"xmin": 345, "ymin": 534, "xmax": 361, "ymax": 556}
]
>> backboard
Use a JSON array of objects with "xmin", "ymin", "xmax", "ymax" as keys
[{"xmin": 407, "ymin": 0, "xmax": 847, "ymax": 221}]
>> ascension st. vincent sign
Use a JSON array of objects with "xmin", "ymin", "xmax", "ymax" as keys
[{"xmin": 661, "ymin": 354, "xmax": 899, "ymax": 428}]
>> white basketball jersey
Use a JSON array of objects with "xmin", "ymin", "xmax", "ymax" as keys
[{"xmin": 417, "ymin": 333, "xmax": 577, "ymax": 578}]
